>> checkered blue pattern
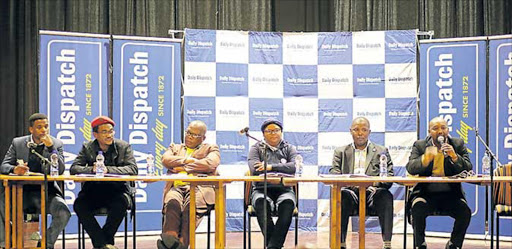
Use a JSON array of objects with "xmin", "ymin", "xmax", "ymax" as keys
[{"xmin": 184, "ymin": 29, "xmax": 418, "ymax": 232}]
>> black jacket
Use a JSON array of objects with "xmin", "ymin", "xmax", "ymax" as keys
[
  {"xmin": 406, "ymin": 135, "xmax": 473, "ymax": 202},
  {"xmin": 70, "ymin": 139, "xmax": 138, "ymax": 195}
]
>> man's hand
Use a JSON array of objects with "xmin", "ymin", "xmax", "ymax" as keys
[
  {"xmin": 92, "ymin": 163, "xmax": 108, "ymax": 173},
  {"xmin": 40, "ymin": 135, "xmax": 53, "ymax": 147},
  {"xmin": 441, "ymin": 143, "xmax": 458, "ymax": 161},
  {"xmin": 184, "ymin": 157, "xmax": 196, "ymax": 164},
  {"xmin": 13, "ymin": 164, "xmax": 29, "ymax": 176},
  {"xmin": 421, "ymin": 146, "xmax": 438, "ymax": 166},
  {"xmin": 169, "ymin": 166, "xmax": 186, "ymax": 174},
  {"xmin": 255, "ymin": 162, "xmax": 272, "ymax": 172}
]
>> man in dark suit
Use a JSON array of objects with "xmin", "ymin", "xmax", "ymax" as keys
[
  {"xmin": 406, "ymin": 117, "xmax": 473, "ymax": 249},
  {"xmin": 71, "ymin": 116, "xmax": 138, "ymax": 249},
  {"xmin": 0, "ymin": 113, "xmax": 71, "ymax": 249},
  {"xmin": 330, "ymin": 117, "xmax": 394, "ymax": 249}
]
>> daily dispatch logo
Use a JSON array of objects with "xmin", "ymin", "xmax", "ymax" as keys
[
  {"xmin": 54, "ymin": 49, "xmax": 79, "ymax": 145},
  {"xmin": 128, "ymin": 51, "xmax": 167, "ymax": 174},
  {"xmin": 504, "ymin": 50, "xmax": 512, "ymax": 163}
]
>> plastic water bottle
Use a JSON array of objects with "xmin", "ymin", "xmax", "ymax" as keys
[
  {"xmin": 50, "ymin": 150, "xmax": 59, "ymax": 177},
  {"xmin": 295, "ymin": 155, "xmax": 303, "ymax": 177},
  {"xmin": 482, "ymin": 152, "xmax": 490, "ymax": 175},
  {"xmin": 146, "ymin": 152, "xmax": 155, "ymax": 176},
  {"xmin": 95, "ymin": 151, "xmax": 105, "ymax": 177},
  {"xmin": 379, "ymin": 153, "xmax": 388, "ymax": 177}
]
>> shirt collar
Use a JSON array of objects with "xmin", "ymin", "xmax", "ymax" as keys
[
  {"xmin": 30, "ymin": 135, "xmax": 44, "ymax": 146},
  {"xmin": 351, "ymin": 140, "xmax": 371, "ymax": 152}
]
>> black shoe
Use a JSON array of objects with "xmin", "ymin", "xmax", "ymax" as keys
[
  {"xmin": 445, "ymin": 241, "xmax": 459, "ymax": 249},
  {"xmin": 417, "ymin": 242, "xmax": 427, "ymax": 249}
]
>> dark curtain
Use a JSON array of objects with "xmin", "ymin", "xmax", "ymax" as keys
[
  {"xmin": 1, "ymin": 0, "xmax": 511, "ymax": 156},
  {"xmin": 0, "ymin": 0, "xmax": 272, "ymax": 156},
  {"xmin": 334, "ymin": 0, "xmax": 512, "ymax": 37}
]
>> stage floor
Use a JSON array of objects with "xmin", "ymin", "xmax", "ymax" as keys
[{"xmin": 52, "ymin": 231, "xmax": 512, "ymax": 249}]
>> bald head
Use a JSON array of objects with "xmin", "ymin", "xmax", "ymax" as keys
[
  {"xmin": 350, "ymin": 117, "xmax": 371, "ymax": 149},
  {"xmin": 428, "ymin": 117, "xmax": 449, "ymax": 145},
  {"xmin": 428, "ymin": 117, "xmax": 447, "ymax": 130},
  {"xmin": 188, "ymin": 120, "xmax": 207, "ymax": 135},
  {"xmin": 185, "ymin": 120, "xmax": 207, "ymax": 148},
  {"xmin": 351, "ymin": 117, "xmax": 370, "ymax": 129}
]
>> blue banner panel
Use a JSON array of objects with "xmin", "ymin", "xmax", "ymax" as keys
[
  {"xmin": 113, "ymin": 38, "xmax": 182, "ymax": 232},
  {"xmin": 419, "ymin": 39, "xmax": 487, "ymax": 235},
  {"xmin": 489, "ymin": 36, "xmax": 512, "ymax": 237},
  {"xmin": 39, "ymin": 34, "xmax": 109, "ymax": 233}
]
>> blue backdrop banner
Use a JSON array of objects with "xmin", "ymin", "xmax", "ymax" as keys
[
  {"xmin": 419, "ymin": 39, "xmax": 487, "ymax": 235},
  {"xmin": 489, "ymin": 35, "xmax": 512, "ymax": 237},
  {"xmin": 184, "ymin": 29, "xmax": 418, "ymax": 232},
  {"xmin": 113, "ymin": 37, "xmax": 182, "ymax": 232},
  {"xmin": 39, "ymin": 32, "xmax": 110, "ymax": 233}
]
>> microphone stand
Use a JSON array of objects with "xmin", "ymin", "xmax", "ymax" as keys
[
  {"xmin": 28, "ymin": 147, "xmax": 50, "ymax": 249},
  {"xmin": 242, "ymin": 131, "xmax": 276, "ymax": 249},
  {"xmin": 474, "ymin": 127, "xmax": 502, "ymax": 249}
]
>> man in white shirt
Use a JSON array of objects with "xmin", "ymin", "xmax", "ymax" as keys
[{"xmin": 329, "ymin": 117, "xmax": 394, "ymax": 249}]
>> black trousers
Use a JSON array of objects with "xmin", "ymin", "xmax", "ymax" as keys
[
  {"xmin": 341, "ymin": 187, "xmax": 394, "ymax": 242},
  {"xmin": 410, "ymin": 192, "xmax": 471, "ymax": 248},
  {"xmin": 74, "ymin": 191, "xmax": 130, "ymax": 248},
  {"xmin": 253, "ymin": 188, "xmax": 295, "ymax": 249}
]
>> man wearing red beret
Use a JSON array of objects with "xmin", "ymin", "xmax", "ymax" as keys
[{"xmin": 70, "ymin": 116, "xmax": 138, "ymax": 249}]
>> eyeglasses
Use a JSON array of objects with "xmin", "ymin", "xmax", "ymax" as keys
[
  {"xmin": 97, "ymin": 129, "xmax": 115, "ymax": 135},
  {"xmin": 186, "ymin": 131, "xmax": 203, "ymax": 139},
  {"xmin": 264, "ymin": 129, "xmax": 281, "ymax": 134}
]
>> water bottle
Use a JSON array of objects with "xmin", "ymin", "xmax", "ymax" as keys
[
  {"xmin": 146, "ymin": 152, "xmax": 155, "ymax": 176},
  {"xmin": 50, "ymin": 150, "xmax": 59, "ymax": 177},
  {"xmin": 379, "ymin": 153, "xmax": 388, "ymax": 177},
  {"xmin": 295, "ymin": 154, "xmax": 303, "ymax": 177},
  {"xmin": 95, "ymin": 151, "xmax": 105, "ymax": 177},
  {"xmin": 482, "ymin": 152, "xmax": 490, "ymax": 175}
]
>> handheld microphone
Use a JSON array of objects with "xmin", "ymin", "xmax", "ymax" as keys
[
  {"xmin": 27, "ymin": 142, "xmax": 37, "ymax": 149},
  {"xmin": 239, "ymin": 127, "xmax": 249, "ymax": 135},
  {"xmin": 437, "ymin": 135, "xmax": 447, "ymax": 156}
]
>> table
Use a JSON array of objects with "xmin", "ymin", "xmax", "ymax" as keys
[
  {"xmin": 282, "ymin": 175, "xmax": 512, "ymax": 249},
  {"xmin": 3, "ymin": 175, "xmax": 511, "ymax": 249},
  {"xmin": 1, "ymin": 175, "xmax": 282, "ymax": 249}
]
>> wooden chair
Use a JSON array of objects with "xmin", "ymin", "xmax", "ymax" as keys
[{"xmin": 492, "ymin": 164, "xmax": 512, "ymax": 249}]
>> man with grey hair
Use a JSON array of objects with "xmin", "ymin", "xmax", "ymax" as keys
[
  {"xmin": 159, "ymin": 120, "xmax": 220, "ymax": 249},
  {"xmin": 330, "ymin": 117, "xmax": 394, "ymax": 249}
]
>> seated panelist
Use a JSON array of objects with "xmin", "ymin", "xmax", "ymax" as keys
[
  {"xmin": 406, "ymin": 117, "xmax": 473, "ymax": 249},
  {"xmin": 158, "ymin": 120, "xmax": 220, "ymax": 249},
  {"xmin": 71, "ymin": 116, "xmax": 138, "ymax": 249},
  {"xmin": 329, "ymin": 117, "xmax": 394, "ymax": 249},
  {"xmin": 0, "ymin": 113, "xmax": 70, "ymax": 249},
  {"xmin": 248, "ymin": 119, "xmax": 298, "ymax": 249}
]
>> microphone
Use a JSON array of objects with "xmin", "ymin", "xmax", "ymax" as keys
[
  {"xmin": 239, "ymin": 127, "xmax": 249, "ymax": 135},
  {"xmin": 27, "ymin": 142, "xmax": 37, "ymax": 149},
  {"xmin": 437, "ymin": 135, "xmax": 447, "ymax": 156}
]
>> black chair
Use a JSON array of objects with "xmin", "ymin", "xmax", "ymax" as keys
[
  {"xmin": 493, "ymin": 164, "xmax": 512, "ymax": 249},
  {"xmin": 203, "ymin": 204, "xmax": 215, "ymax": 249},
  {"xmin": 243, "ymin": 179, "xmax": 299, "ymax": 249},
  {"xmin": 404, "ymin": 185, "xmax": 452, "ymax": 248},
  {"xmin": 77, "ymin": 183, "xmax": 136, "ymax": 249}
]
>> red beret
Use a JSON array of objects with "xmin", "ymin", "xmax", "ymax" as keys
[{"xmin": 91, "ymin": 116, "xmax": 115, "ymax": 129}]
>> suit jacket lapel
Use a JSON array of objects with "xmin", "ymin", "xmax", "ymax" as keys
[
  {"xmin": 365, "ymin": 143, "xmax": 375, "ymax": 174},
  {"xmin": 345, "ymin": 146, "xmax": 354, "ymax": 174}
]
